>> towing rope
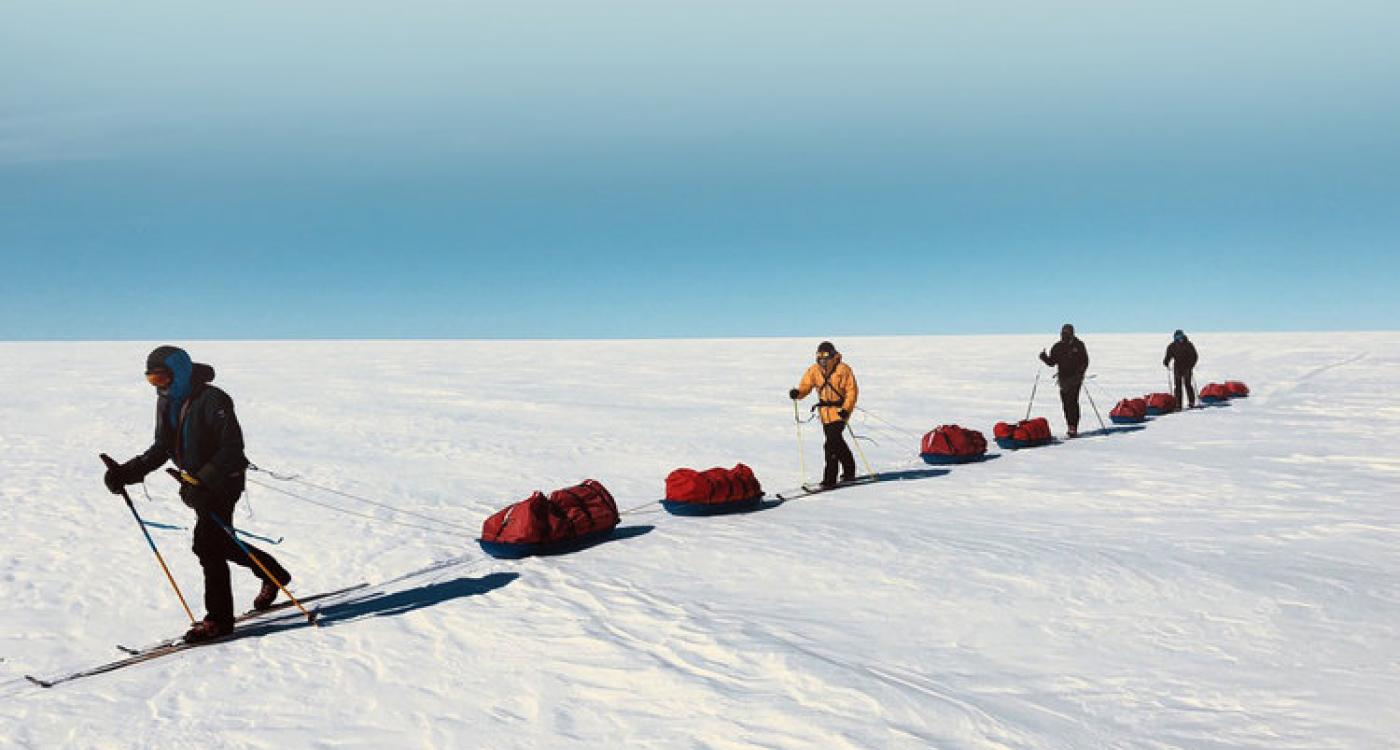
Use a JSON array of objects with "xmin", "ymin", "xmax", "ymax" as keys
[{"xmin": 249, "ymin": 464, "xmax": 476, "ymax": 534}]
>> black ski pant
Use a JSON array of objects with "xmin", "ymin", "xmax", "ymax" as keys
[
  {"xmin": 1059, "ymin": 378, "xmax": 1083, "ymax": 432},
  {"xmin": 823, "ymin": 420, "xmax": 857, "ymax": 485},
  {"xmin": 184, "ymin": 484, "xmax": 289, "ymax": 626},
  {"xmin": 1173, "ymin": 369, "xmax": 1196, "ymax": 409}
]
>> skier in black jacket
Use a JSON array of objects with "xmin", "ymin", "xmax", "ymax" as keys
[
  {"xmin": 104, "ymin": 346, "xmax": 291, "ymax": 643},
  {"xmin": 1163, "ymin": 329, "xmax": 1199, "ymax": 410},
  {"xmin": 1039, "ymin": 324, "xmax": 1090, "ymax": 437}
]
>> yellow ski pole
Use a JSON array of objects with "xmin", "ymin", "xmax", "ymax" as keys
[
  {"xmin": 792, "ymin": 399, "xmax": 808, "ymax": 485},
  {"xmin": 846, "ymin": 421, "xmax": 877, "ymax": 479},
  {"xmin": 100, "ymin": 454, "xmax": 197, "ymax": 625},
  {"xmin": 166, "ymin": 469, "xmax": 318, "ymax": 626}
]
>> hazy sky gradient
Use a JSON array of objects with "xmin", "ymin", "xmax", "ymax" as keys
[{"xmin": 3, "ymin": 1, "xmax": 1397, "ymax": 339}]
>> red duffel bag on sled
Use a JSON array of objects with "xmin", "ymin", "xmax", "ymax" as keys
[
  {"xmin": 1200, "ymin": 383, "xmax": 1231, "ymax": 403},
  {"xmin": 1224, "ymin": 380, "xmax": 1250, "ymax": 397},
  {"xmin": 663, "ymin": 463, "xmax": 763, "ymax": 515},
  {"xmin": 1145, "ymin": 392, "xmax": 1177, "ymax": 415},
  {"xmin": 920, "ymin": 424, "xmax": 988, "ymax": 464},
  {"xmin": 480, "ymin": 479, "xmax": 620, "ymax": 557},
  {"xmin": 1110, "ymin": 398, "xmax": 1148, "ymax": 424},
  {"xmin": 993, "ymin": 417, "xmax": 1053, "ymax": 449}
]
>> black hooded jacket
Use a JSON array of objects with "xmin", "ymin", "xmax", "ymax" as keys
[
  {"xmin": 1163, "ymin": 339, "xmax": 1198, "ymax": 373},
  {"xmin": 1040, "ymin": 336, "xmax": 1090, "ymax": 383},
  {"xmin": 121, "ymin": 363, "xmax": 248, "ymax": 494}
]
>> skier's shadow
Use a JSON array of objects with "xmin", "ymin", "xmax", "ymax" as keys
[{"xmin": 315, "ymin": 572, "xmax": 519, "ymax": 625}]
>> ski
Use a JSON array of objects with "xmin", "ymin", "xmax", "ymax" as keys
[
  {"xmin": 24, "ymin": 583, "xmax": 368, "ymax": 689},
  {"xmin": 29, "ymin": 615, "xmax": 294, "ymax": 688},
  {"xmin": 114, "ymin": 584, "xmax": 369, "ymax": 654},
  {"xmin": 114, "ymin": 583, "xmax": 368, "ymax": 656},
  {"xmin": 774, "ymin": 475, "xmax": 880, "ymax": 501},
  {"xmin": 772, "ymin": 467, "xmax": 952, "ymax": 501}
]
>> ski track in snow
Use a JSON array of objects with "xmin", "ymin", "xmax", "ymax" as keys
[{"xmin": 1, "ymin": 333, "xmax": 1398, "ymax": 748}]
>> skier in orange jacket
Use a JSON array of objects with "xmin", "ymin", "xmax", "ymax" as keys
[{"xmin": 789, "ymin": 341, "xmax": 859, "ymax": 487}]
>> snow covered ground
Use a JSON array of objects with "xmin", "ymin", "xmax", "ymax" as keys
[{"xmin": 1, "ymin": 333, "xmax": 1397, "ymax": 748}]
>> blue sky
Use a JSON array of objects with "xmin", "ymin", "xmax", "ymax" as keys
[{"xmin": 2, "ymin": 1, "xmax": 1396, "ymax": 339}]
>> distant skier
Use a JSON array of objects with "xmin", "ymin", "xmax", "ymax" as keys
[
  {"xmin": 1039, "ymin": 324, "xmax": 1090, "ymax": 437},
  {"xmin": 789, "ymin": 341, "xmax": 859, "ymax": 488},
  {"xmin": 103, "ymin": 346, "xmax": 291, "ymax": 643},
  {"xmin": 1162, "ymin": 329, "xmax": 1199, "ymax": 410}
]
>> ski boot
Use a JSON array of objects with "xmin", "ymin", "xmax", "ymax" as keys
[
  {"xmin": 253, "ymin": 573, "xmax": 291, "ymax": 611},
  {"xmin": 184, "ymin": 617, "xmax": 234, "ymax": 644}
]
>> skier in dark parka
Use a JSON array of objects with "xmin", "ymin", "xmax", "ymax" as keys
[
  {"xmin": 1039, "ymin": 324, "xmax": 1090, "ymax": 437},
  {"xmin": 103, "ymin": 346, "xmax": 291, "ymax": 643},
  {"xmin": 1163, "ymin": 329, "xmax": 1199, "ymax": 410}
]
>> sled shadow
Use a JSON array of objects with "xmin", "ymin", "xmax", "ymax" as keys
[
  {"xmin": 1085, "ymin": 424, "xmax": 1148, "ymax": 437},
  {"xmin": 316, "ymin": 572, "xmax": 520, "ymax": 625},
  {"xmin": 537, "ymin": 524, "xmax": 655, "ymax": 557},
  {"xmin": 873, "ymin": 468, "xmax": 952, "ymax": 482}
]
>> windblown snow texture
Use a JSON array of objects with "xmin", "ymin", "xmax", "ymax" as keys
[{"xmin": 1, "ymin": 334, "xmax": 1397, "ymax": 748}]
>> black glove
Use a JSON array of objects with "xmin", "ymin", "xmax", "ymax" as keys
[
  {"xmin": 788, "ymin": 388, "xmax": 800, "ymax": 400},
  {"xmin": 103, "ymin": 466, "xmax": 125, "ymax": 495},
  {"xmin": 838, "ymin": 409, "xmax": 850, "ymax": 420}
]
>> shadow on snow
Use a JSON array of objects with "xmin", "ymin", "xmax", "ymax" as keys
[{"xmin": 317, "ymin": 572, "xmax": 520, "ymax": 625}]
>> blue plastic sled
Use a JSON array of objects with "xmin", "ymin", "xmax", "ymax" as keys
[
  {"xmin": 1110, "ymin": 415, "xmax": 1146, "ymax": 424},
  {"xmin": 920, "ymin": 452, "xmax": 991, "ymax": 465},
  {"xmin": 1145, "ymin": 406, "xmax": 1172, "ymax": 416},
  {"xmin": 661, "ymin": 495, "xmax": 764, "ymax": 516},
  {"xmin": 994, "ymin": 437, "xmax": 1054, "ymax": 450},
  {"xmin": 1200, "ymin": 395, "xmax": 1229, "ymax": 404}
]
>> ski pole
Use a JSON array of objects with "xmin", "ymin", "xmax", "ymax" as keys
[
  {"xmin": 1025, "ymin": 370, "xmax": 1042, "ymax": 421},
  {"xmin": 846, "ymin": 421, "xmax": 878, "ymax": 479},
  {"xmin": 165, "ymin": 469, "xmax": 317, "ymax": 626},
  {"xmin": 100, "ymin": 454, "xmax": 196, "ymax": 625},
  {"xmin": 1082, "ymin": 382, "xmax": 1106, "ymax": 430},
  {"xmin": 792, "ymin": 399, "xmax": 808, "ymax": 485}
]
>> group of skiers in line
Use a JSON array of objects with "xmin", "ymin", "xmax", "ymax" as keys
[
  {"xmin": 789, "ymin": 325, "xmax": 1200, "ymax": 487},
  {"xmin": 101, "ymin": 329, "xmax": 1199, "ymax": 643}
]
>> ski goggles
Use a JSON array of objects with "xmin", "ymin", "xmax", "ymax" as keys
[
  {"xmin": 146, "ymin": 369, "xmax": 172, "ymax": 387},
  {"xmin": 816, "ymin": 353, "xmax": 834, "ymax": 363}
]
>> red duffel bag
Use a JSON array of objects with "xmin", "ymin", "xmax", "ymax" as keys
[
  {"xmin": 1016, "ymin": 417, "xmax": 1052, "ymax": 442},
  {"xmin": 665, "ymin": 463, "xmax": 762, "ymax": 504},
  {"xmin": 1145, "ymin": 392, "xmax": 1177, "ymax": 414},
  {"xmin": 1200, "ymin": 383, "xmax": 1230, "ymax": 402},
  {"xmin": 921, "ymin": 424, "xmax": 988, "ymax": 457},
  {"xmin": 1110, "ymin": 398, "xmax": 1148, "ymax": 423},
  {"xmin": 481, "ymin": 479, "xmax": 619, "ymax": 548},
  {"xmin": 1224, "ymin": 380, "xmax": 1250, "ymax": 397},
  {"xmin": 994, "ymin": 417, "xmax": 1052, "ymax": 446}
]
